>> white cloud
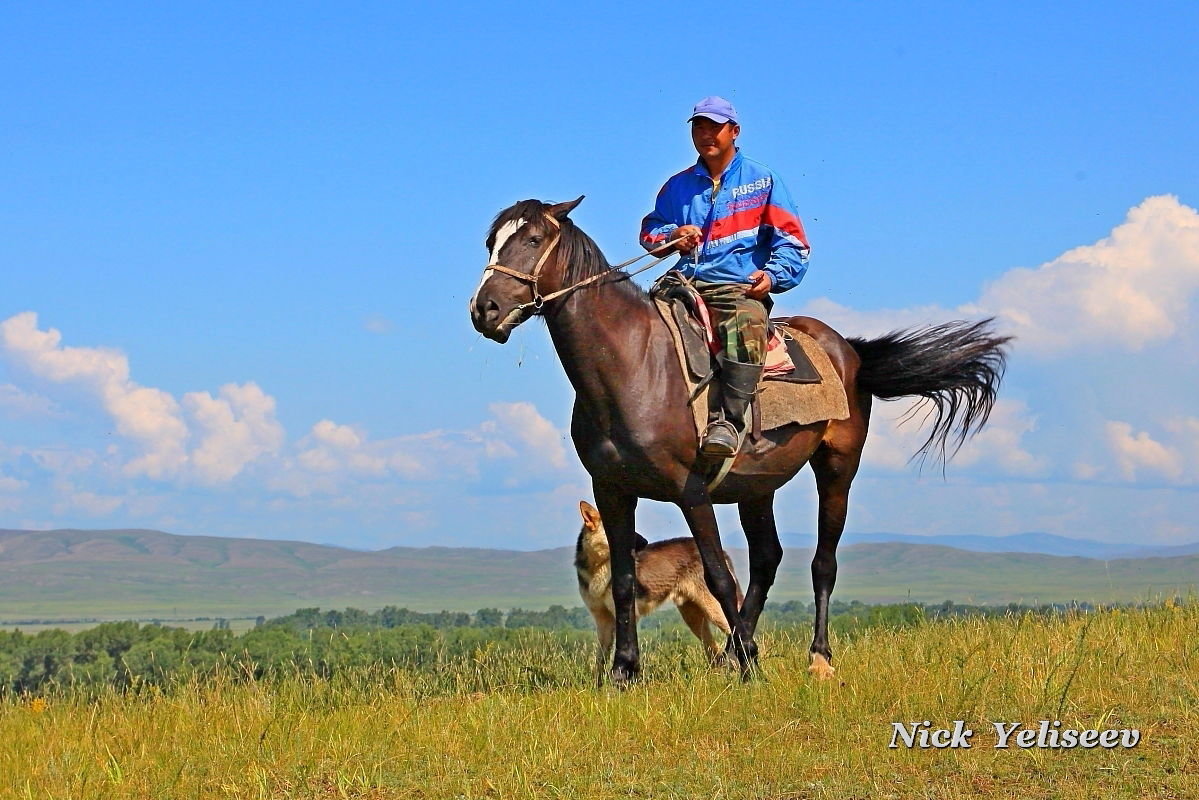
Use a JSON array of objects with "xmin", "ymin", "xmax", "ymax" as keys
[
  {"xmin": 311, "ymin": 419, "xmax": 364, "ymax": 450},
  {"xmin": 0, "ymin": 476, "xmax": 28, "ymax": 492},
  {"xmin": 798, "ymin": 196, "xmax": 1199, "ymax": 495},
  {"xmin": 48, "ymin": 481, "xmax": 125, "ymax": 517},
  {"xmin": 863, "ymin": 397, "xmax": 1043, "ymax": 476},
  {"xmin": 951, "ymin": 399, "xmax": 1045, "ymax": 475},
  {"xmin": 278, "ymin": 403, "xmax": 571, "ymax": 498},
  {"xmin": 978, "ymin": 195, "xmax": 1199, "ymax": 354},
  {"xmin": 1103, "ymin": 418, "xmax": 1199, "ymax": 484},
  {"xmin": 0, "ymin": 383, "xmax": 62, "ymax": 419},
  {"xmin": 184, "ymin": 383, "xmax": 286, "ymax": 484},
  {"xmin": 0, "ymin": 312, "xmax": 576, "ymax": 517},
  {"xmin": 804, "ymin": 195, "xmax": 1199, "ymax": 357},
  {"xmin": 295, "ymin": 421, "xmax": 426, "ymax": 481},
  {"xmin": 0, "ymin": 443, "xmax": 102, "ymax": 477},
  {"xmin": 486, "ymin": 402, "xmax": 568, "ymax": 469},
  {"xmin": 1, "ymin": 313, "xmax": 285, "ymax": 485},
  {"xmin": 1, "ymin": 312, "xmax": 189, "ymax": 479},
  {"xmin": 1106, "ymin": 421, "xmax": 1182, "ymax": 481}
]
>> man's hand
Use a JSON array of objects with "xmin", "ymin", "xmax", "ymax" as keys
[
  {"xmin": 668, "ymin": 225, "xmax": 703, "ymax": 253},
  {"xmin": 746, "ymin": 270, "xmax": 773, "ymax": 299}
]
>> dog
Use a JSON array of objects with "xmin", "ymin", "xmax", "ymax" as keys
[{"xmin": 574, "ymin": 500, "xmax": 742, "ymax": 680}]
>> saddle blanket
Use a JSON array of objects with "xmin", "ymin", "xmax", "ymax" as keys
[{"xmin": 654, "ymin": 297, "xmax": 851, "ymax": 439}]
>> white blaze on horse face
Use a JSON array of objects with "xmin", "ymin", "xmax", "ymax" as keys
[
  {"xmin": 490, "ymin": 218, "xmax": 525, "ymax": 264},
  {"xmin": 470, "ymin": 218, "xmax": 526, "ymax": 313}
]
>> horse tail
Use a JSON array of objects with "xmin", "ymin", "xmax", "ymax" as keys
[{"xmin": 848, "ymin": 318, "xmax": 1011, "ymax": 466}]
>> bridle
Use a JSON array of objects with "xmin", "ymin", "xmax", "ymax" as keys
[{"xmin": 481, "ymin": 212, "xmax": 678, "ymax": 327}]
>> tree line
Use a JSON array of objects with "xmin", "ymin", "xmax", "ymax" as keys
[
  {"xmin": 262, "ymin": 599, "xmax": 1098, "ymax": 632},
  {"xmin": 0, "ymin": 600, "xmax": 1107, "ymax": 696}
]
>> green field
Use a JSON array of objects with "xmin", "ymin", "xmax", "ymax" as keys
[{"xmin": 2, "ymin": 604, "xmax": 1194, "ymax": 798}]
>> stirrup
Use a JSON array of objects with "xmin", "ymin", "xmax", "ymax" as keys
[{"xmin": 700, "ymin": 419, "xmax": 742, "ymax": 457}]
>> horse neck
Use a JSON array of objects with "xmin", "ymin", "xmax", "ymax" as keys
[{"xmin": 544, "ymin": 282, "xmax": 661, "ymax": 408}]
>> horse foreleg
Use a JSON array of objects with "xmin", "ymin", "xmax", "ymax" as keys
[
  {"xmin": 679, "ymin": 476, "xmax": 757, "ymax": 678},
  {"xmin": 737, "ymin": 493, "xmax": 783, "ymax": 640},
  {"xmin": 594, "ymin": 487, "xmax": 640, "ymax": 686},
  {"xmin": 808, "ymin": 439, "xmax": 862, "ymax": 680}
]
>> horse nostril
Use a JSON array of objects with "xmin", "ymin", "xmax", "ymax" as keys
[{"xmin": 484, "ymin": 299, "xmax": 500, "ymax": 324}]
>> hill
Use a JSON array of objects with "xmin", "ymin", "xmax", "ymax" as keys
[
  {"xmin": 819, "ymin": 531, "xmax": 1199, "ymax": 559},
  {"xmin": 0, "ymin": 528, "xmax": 1195, "ymax": 622}
]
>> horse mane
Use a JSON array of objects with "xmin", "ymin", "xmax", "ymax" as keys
[{"xmin": 487, "ymin": 199, "xmax": 649, "ymax": 305}]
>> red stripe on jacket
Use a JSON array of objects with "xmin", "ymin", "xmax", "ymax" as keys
[{"xmin": 706, "ymin": 204, "xmax": 809, "ymax": 250}]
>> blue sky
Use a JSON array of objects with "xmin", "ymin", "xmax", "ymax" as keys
[{"xmin": 2, "ymin": 2, "xmax": 1197, "ymax": 550}]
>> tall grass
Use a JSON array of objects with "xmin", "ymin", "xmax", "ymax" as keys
[{"xmin": 2, "ymin": 605, "xmax": 1195, "ymax": 799}]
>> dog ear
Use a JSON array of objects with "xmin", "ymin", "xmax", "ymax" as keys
[{"xmin": 578, "ymin": 500, "xmax": 602, "ymax": 530}]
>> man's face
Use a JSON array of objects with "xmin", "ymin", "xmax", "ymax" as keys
[{"xmin": 691, "ymin": 117, "xmax": 739, "ymax": 163}]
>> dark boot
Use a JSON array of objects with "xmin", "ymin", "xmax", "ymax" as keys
[{"xmin": 700, "ymin": 357, "xmax": 764, "ymax": 457}]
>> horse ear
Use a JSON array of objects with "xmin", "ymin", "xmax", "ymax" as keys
[
  {"xmin": 579, "ymin": 500, "xmax": 602, "ymax": 530},
  {"xmin": 549, "ymin": 195, "xmax": 585, "ymax": 222}
]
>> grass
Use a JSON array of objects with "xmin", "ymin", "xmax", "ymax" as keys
[{"xmin": 1, "ymin": 604, "xmax": 1195, "ymax": 799}]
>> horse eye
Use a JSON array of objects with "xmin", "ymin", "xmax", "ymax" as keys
[{"xmin": 529, "ymin": 236, "xmax": 543, "ymax": 246}]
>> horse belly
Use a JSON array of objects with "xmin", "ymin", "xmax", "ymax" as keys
[{"xmin": 707, "ymin": 423, "xmax": 826, "ymax": 502}]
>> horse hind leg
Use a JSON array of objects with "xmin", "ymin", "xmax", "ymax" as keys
[{"xmin": 808, "ymin": 414, "xmax": 867, "ymax": 680}]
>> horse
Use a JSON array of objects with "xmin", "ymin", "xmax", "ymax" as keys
[{"xmin": 469, "ymin": 197, "xmax": 1009, "ymax": 684}]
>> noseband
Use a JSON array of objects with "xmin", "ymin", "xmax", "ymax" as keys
[{"xmin": 479, "ymin": 212, "xmax": 677, "ymax": 327}]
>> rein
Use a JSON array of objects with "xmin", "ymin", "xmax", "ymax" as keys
[{"xmin": 483, "ymin": 213, "xmax": 678, "ymax": 327}]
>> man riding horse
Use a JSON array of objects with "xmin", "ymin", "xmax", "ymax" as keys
[
  {"xmin": 641, "ymin": 96, "xmax": 811, "ymax": 457},
  {"xmin": 470, "ymin": 102, "xmax": 1007, "ymax": 684}
]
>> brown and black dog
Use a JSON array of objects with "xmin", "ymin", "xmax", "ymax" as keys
[{"xmin": 575, "ymin": 500, "xmax": 742, "ymax": 681}]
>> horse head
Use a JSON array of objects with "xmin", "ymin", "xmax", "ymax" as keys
[{"xmin": 469, "ymin": 196, "xmax": 583, "ymax": 343}]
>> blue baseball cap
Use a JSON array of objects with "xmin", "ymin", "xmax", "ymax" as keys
[{"xmin": 688, "ymin": 96, "xmax": 739, "ymax": 125}]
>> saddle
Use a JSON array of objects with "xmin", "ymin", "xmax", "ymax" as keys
[
  {"xmin": 653, "ymin": 273, "xmax": 821, "ymax": 388},
  {"xmin": 650, "ymin": 274, "xmax": 851, "ymax": 440}
]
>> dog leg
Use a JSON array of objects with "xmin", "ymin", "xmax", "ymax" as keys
[
  {"xmin": 677, "ymin": 600, "xmax": 722, "ymax": 666},
  {"xmin": 593, "ymin": 607, "xmax": 616, "ymax": 687}
]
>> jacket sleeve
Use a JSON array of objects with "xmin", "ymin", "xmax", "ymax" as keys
[
  {"xmin": 760, "ymin": 174, "xmax": 810, "ymax": 293},
  {"xmin": 639, "ymin": 180, "xmax": 680, "ymax": 252}
]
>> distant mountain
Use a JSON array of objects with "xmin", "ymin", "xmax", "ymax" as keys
[
  {"xmin": 0, "ymin": 527, "xmax": 572, "ymax": 621},
  {"xmin": 0, "ymin": 528, "xmax": 1195, "ymax": 623},
  {"xmin": 781, "ymin": 531, "xmax": 1199, "ymax": 560}
]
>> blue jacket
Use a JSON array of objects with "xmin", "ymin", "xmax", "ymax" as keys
[{"xmin": 640, "ymin": 150, "xmax": 810, "ymax": 292}]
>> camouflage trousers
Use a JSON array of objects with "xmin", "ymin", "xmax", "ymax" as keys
[{"xmin": 694, "ymin": 280, "xmax": 771, "ymax": 364}]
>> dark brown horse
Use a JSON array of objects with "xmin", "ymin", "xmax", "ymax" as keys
[{"xmin": 469, "ymin": 197, "xmax": 1009, "ymax": 684}]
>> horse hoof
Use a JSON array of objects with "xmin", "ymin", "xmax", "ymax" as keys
[
  {"xmin": 739, "ymin": 661, "xmax": 764, "ymax": 683},
  {"xmin": 609, "ymin": 664, "xmax": 639, "ymax": 689},
  {"xmin": 808, "ymin": 653, "xmax": 836, "ymax": 680},
  {"xmin": 724, "ymin": 635, "xmax": 759, "ymax": 664},
  {"xmin": 708, "ymin": 650, "xmax": 731, "ymax": 669}
]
